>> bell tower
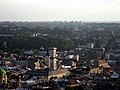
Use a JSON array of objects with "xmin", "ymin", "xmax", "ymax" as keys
[{"xmin": 50, "ymin": 47, "xmax": 57, "ymax": 70}]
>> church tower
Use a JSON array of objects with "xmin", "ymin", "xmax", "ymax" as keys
[
  {"xmin": 44, "ymin": 50, "xmax": 51, "ymax": 68},
  {"xmin": 50, "ymin": 47, "xmax": 57, "ymax": 70}
]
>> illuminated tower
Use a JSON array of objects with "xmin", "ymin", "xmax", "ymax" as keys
[{"xmin": 50, "ymin": 47, "xmax": 57, "ymax": 70}]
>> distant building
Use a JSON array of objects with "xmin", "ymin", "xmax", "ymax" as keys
[
  {"xmin": 90, "ymin": 67, "xmax": 100, "ymax": 74},
  {"xmin": 24, "ymin": 68, "xmax": 69, "ymax": 81},
  {"xmin": 13, "ymin": 60, "xmax": 29, "ymax": 68},
  {"xmin": 97, "ymin": 60, "xmax": 110, "ymax": 68},
  {"xmin": 61, "ymin": 61, "xmax": 76, "ymax": 69},
  {"xmin": 87, "ymin": 43, "xmax": 94, "ymax": 48},
  {"xmin": 110, "ymin": 72, "xmax": 119, "ymax": 79},
  {"xmin": 24, "ymin": 47, "xmax": 69, "ymax": 82},
  {"xmin": 89, "ymin": 59, "xmax": 111, "ymax": 74}
]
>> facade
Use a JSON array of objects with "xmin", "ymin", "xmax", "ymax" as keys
[
  {"xmin": 24, "ymin": 69, "xmax": 69, "ymax": 81},
  {"xmin": 90, "ymin": 67, "xmax": 100, "ymax": 74}
]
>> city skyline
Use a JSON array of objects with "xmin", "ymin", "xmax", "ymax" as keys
[{"xmin": 0, "ymin": 0, "xmax": 120, "ymax": 21}]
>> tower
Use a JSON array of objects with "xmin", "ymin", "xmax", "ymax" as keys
[
  {"xmin": 44, "ymin": 50, "xmax": 51, "ymax": 68},
  {"xmin": 50, "ymin": 47, "xmax": 57, "ymax": 70}
]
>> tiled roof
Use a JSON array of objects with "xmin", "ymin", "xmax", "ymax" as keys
[
  {"xmin": 49, "ymin": 69, "xmax": 68, "ymax": 76},
  {"xmin": 98, "ymin": 60, "xmax": 107, "ymax": 64},
  {"xmin": 98, "ymin": 60, "xmax": 110, "ymax": 68}
]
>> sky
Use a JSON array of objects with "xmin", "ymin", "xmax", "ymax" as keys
[{"xmin": 0, "ymin": 0, "xmax": 120, "ymax": 21}]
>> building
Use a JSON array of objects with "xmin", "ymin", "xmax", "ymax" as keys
[
  {"xmin": 97, "ymin": 60, "xmax": 110, "ymax": 69},
  {"xmin": 24, "ymin": 68, "xmax": 69, "ymax": 81},
  {"xmin": 24, "ymin": 47, "xmax": 69, "ymax": 82},
  {"xmin": 50, "ymin": 47, "xmax": 57, "ymax": 71}
]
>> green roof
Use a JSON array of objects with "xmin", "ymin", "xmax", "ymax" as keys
[{"xmin": 0, "ymin": 67, "xmax": 6, "ymax": 78}]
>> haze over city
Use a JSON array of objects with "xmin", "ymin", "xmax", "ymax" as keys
[
  {"xmin": 1, "ymin": 0, "xmax": 120, "ymax": 90},
  {"xmin": 0, "ymin": 0, "xmax": 120, "ymax": 21}
]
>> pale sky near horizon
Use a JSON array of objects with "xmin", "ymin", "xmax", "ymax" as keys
[{"xmin": 0, "ymin": 0, "xmax": 120, "ymax": 21}]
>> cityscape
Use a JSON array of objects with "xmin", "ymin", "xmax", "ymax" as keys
[
  {"xmin": 0, "ymin": 21, "xmax": 120, "ymax": 90},
  {"xmin": 0, "ymin": 0, "xmax": 120, "ymax": 90}
]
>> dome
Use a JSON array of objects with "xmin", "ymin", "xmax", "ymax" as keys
[{"xmin": 0, "ymin": 67, "xmax": 6, "ymax": 78}]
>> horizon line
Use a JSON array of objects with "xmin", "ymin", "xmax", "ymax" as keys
[{"xmin": 0, "ymin": 20, "xmax": 120, "ymax": 23}]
